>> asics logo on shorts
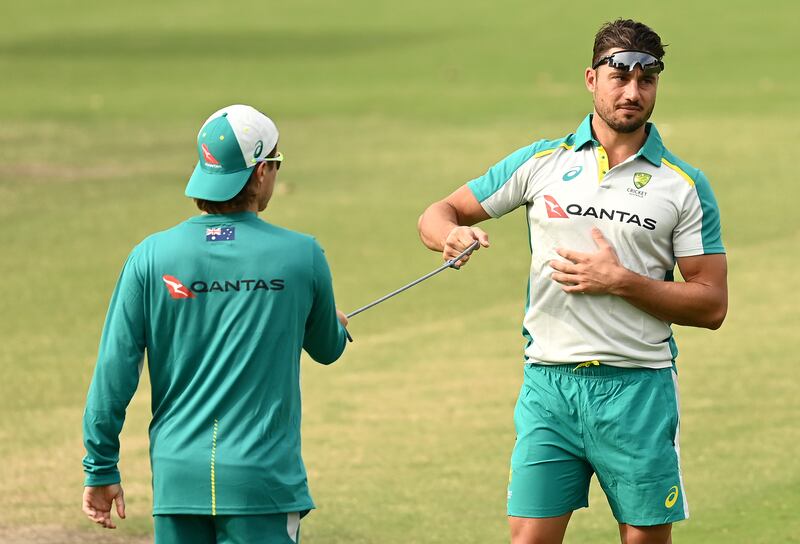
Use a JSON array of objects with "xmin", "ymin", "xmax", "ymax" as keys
[{"xmin": 665, "ymin": 485, "xmax": 679, "ymax": 508}]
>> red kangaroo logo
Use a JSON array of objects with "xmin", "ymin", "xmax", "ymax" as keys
[
  {"xmin": 544, "ymin": 195, "xmax": 569, "ymax": 219},
  {"xmin": 162, "ymin": 275, "xmax": 196, "ymax": 299},
  {"xmin": 201, "ymin": 143, "xmax": 220, "ymax": 165}
]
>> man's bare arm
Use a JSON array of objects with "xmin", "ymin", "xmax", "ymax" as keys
[
  {"xmin": 613, "ymin": 252, "xmax": 728, "ymax": 329},
  {"xmin": 550, "ymin": 228, "xmax": 728, "ymax": 330},
  {"xmin": 418, "ymin": 185, "xmax": 492, "ymax": 266}
]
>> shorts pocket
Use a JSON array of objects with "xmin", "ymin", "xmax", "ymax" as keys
[{"xmin": 656, "ymin": 369, "xmax": 679, "ymax": 445}]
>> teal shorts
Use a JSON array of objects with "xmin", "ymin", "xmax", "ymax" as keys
[
  {"xmin": 507, "ymin": 363, "xmax": 688, "ymax": 526},
  {"xmin": 154, "ymin": 512, "xmax": 302, "ymax": 544}
]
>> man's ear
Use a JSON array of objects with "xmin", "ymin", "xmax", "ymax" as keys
[
  {"xmin": 585, "ymin": 67, "xmax": 597, "ymax": 92},
  {"xmin": 255, "ymin": 162, "xmax": 267, "ymax": 182}
]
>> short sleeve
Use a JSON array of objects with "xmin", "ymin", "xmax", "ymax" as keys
[
  {"xmin": 466, "ymin": 144, "xmax": 538, "ymax": 218},
  {"xmin": 673, "ymin": 171, "xmax": 725, "ymax": 257}
]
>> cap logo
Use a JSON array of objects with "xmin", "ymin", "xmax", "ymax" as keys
[
  {"xmin": 253, "ymin": 140, "xmax": 263, "ymax": 158},
  {"xmin": 201, "ymin": 143, "xmax": 221, "ymax": 167}
]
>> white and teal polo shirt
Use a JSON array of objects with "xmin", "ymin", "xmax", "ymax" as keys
[{"xmin": 467, "ymin": 114, "xmax": 725, "ymax": 369}]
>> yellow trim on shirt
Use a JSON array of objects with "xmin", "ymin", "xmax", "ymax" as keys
[
  {"xmin": 533, "ymin": 142, "xmax": 573, "ymax": 159},
  {"xmin": 661, "ymin": 158, "xmax": 695, "ymax": 186},
  {"xmin": 596, "ymin": 145, "xmax": 610, "ymax": 182}
]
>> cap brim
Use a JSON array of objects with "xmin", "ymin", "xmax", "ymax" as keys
[{"xmin": 185, "ymin": 162, "xmax": 254, "ymax": 201}]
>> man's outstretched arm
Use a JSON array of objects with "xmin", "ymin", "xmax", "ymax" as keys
[{"xmin": 417, "ymin": 185, "xmax": 492, "ymax": 266}]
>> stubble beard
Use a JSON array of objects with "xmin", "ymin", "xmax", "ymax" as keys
[{"xmin": 595, "ymin": 98, "xmax": 655, "ymax": 134}]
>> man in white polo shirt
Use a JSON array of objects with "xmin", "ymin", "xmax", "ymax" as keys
[{"xmin": 417, "ymin": 19, "xmax": 727, "ymax": 544}]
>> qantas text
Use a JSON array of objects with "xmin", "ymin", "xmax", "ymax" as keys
[
  {"xmin": 564, "ymin": 204, "xmax": 657, "ymax": 231},
  {"xmin": 190, "ymin": 279, "xmax": 286, "ymax": 293}
]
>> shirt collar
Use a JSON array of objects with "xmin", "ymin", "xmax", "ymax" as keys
[
  {"xmin": 573, "ymin": 113, "xmax": 664, "ymax": 167},
  {"xmin": 188, "ymin": 211, "xmax": 258, "ymax": 224}
]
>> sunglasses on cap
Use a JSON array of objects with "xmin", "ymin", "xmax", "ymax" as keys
[
  {"xmin": 592, "ymin": 50, "xmax": 664, "ymax": 75},
  {"xmin": 256, "ymin": 151, "xmax": 284, "ymax": 170}
]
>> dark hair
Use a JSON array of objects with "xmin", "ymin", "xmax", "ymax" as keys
[
  {"xmin": 194, "ymin": 145, "xmax": 278, "ymax": 214},
  {"xmin": 592, "ymin": 19, "xmax": 666, "ymax": 66}
]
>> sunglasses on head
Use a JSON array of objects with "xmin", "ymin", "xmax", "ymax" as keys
[{"xmin": 592, "ymin": 50, "xmax": 664, "ymax": 75}]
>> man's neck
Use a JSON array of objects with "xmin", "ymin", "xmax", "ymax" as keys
[
  {"xmin": 200, "ymin": 205, "xmax": 259, "ymax": 215},
  {"xmin": 590, "ymin": 113, "xmax": 648, "ymax": 169}
]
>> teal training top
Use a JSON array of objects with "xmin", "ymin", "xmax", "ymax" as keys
[{"xmin": 82, "ymin": 211, "xmax": 348, "ymax": 515}]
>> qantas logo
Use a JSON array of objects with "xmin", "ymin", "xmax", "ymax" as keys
[
  {"xmin": 162, "ymin": 275, "xmax": 196, "ymax": 299},
  {"xmin": 201, "ymin": 143, "xmax": 221, "ymax": 167},
  {"xmin": 162, "ymin": 275, "xmax": 286, "ymax": 299},
  {"xmin": 542, "ymin": 196, "xmax": 658, "ymax": 231},
  {"xmin": 544, "ymin": 195, "xmax": 569, "ymax": 218}
]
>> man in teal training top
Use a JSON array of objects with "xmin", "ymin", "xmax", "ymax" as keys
[
  {"xmin": 418, "ymin": 19, "xmax": 727, "ymax": 544},
  {"xmin": 82, "ymin": 104, "xmax": 349, "ymax": 543}
]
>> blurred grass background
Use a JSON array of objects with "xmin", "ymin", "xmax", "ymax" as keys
[{"xmin": 1, "ymin": 0, "xmax": 798, "ymax": 542}]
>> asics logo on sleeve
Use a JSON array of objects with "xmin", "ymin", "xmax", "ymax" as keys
[{"xmin": 162, "ymin": 275, "xmax": 196, "ymax": 299}]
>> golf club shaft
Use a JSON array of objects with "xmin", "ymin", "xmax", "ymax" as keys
[{"xmin": 346, "ymin": 240, "xmax": 480, "ymax": 319}]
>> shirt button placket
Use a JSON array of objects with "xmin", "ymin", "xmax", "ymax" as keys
[{"xmin": 599, "ymin": 151, "xmax": 608, "ymax": 179}]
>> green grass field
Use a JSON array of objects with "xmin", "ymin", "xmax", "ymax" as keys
[{"xmin": 1, "ymin": 1, "xmax": 798, "ymax": 542}]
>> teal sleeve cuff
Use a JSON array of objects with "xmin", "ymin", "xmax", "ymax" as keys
[{"xmin": 84, "ymin": 471, "xmax": 121, "ymax": 487}]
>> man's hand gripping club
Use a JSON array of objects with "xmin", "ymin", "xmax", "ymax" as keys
[{"xmin": 444, "ymin": 226, "xmax": 490, "ymax": 268}]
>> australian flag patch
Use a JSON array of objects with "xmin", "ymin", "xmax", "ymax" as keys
[{"xmin": 206, "ymin": 226, "xmax": 235, "ymax": 242}]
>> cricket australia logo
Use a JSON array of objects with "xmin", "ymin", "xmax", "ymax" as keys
[
  {"xmin": 628, "ymin": 172, "xmax": 652, "ymax": 198},
  {"xmin": 633, "ymin": 172, "xmax": 652, "ymax": 189}
]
